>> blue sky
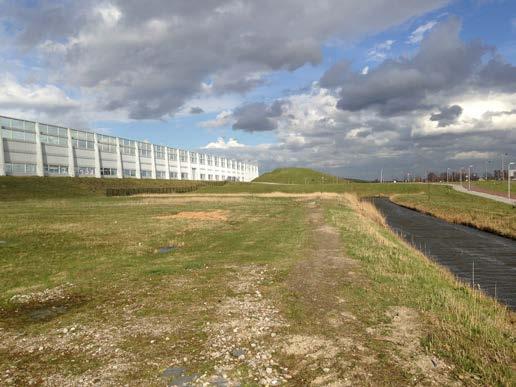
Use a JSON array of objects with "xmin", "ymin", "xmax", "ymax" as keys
[{"xmin": 1, "ymin": 0, "xmax": 515, "ymax": 179}]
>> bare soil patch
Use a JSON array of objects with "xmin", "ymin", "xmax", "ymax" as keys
[{"xmin": 154, "ymin": 210, "xmax": 229, "ymax": 221}]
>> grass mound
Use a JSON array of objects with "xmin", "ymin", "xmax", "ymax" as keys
[{"xmin": 253, "ymin": 167, "xmax": 348, "ymax": 184}]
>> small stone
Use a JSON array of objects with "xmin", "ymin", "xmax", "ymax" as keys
[
  {"xmin": 266, "ymin": 367, "xmax": 273, "ymax": 375},
  {"xmin": 150, "ymin": 340, "xmax": 155, "ymax": 344},
  {"xmin": 323, "ymin": 368, "xmax": 330, "ymax": 373},
  {"xmin": 165, "ymin": 337, "xmax": 170, "ymax": 341},
  {"xmin": 270, "ymin": 333, "xmax": 276, "ymax": 337},
  {"xmin": 38, "ymin": 346, "xmax": 43, "ymax": 351}
]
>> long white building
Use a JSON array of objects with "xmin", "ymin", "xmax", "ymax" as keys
[{"xmin": 0, "ymin": 115, "xmax": 259, "ymax": 182}]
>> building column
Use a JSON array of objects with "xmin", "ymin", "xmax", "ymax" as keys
[
  {"xmin": 164, "ymin": 147, "xmax": 171, "ymax": 179},
  {"xmin": 176, "ymin": 149, "xmax": 182, "ymax": 180},
  {"xmin": 93, "ymin": 133, "xmax": 101, "ymax": 178},
  {"xmin": 186, "ymin": 150, "xmax": 192, "ymax": 180},
  {"xmin": 35, "ymin": 122, "xmax": 44, "ymax": 177},
  {"xmin": 151, "ymin": 144, "xmax": 157, "ymax": 179},
  {"xmin": 134, "ymin": 142, "xmax": 141, "ymax": 179},
  {"xmin": 67, "ymin": 128, "xmax": 76, "ymax": 177},
  {"xmin": 116, "ymin": 137, "xmax": 123, "ymax": 178},
  {"xmin": 0, "ymin": 124, "xmax": 5, "ymax": 176}
]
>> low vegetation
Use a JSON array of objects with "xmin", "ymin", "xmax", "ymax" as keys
[
  {"xmin": 471, "ymin": 180, "xmax": 515, "ymax": 198},
  {"xmin": 391, "ymin": 184, "xmax": 516, "ymax": 239},
  {"xmin": 0, "ymin": 171, "xmax": 514, "ymax": 385}
]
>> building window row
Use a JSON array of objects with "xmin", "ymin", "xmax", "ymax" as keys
[
  {"xmin": 45, "ymin": 164, "xmax": 68, "ymax": 175},
  {"xmin": 141, "ymin": 170, "xmax": 152, "ymax": 178},
  {"xmin": 2, "ymin": 128, "xmax": 37, "ymax": 143},
  {"xmin": 156, "ymin": 170, "xmax": 167, "ymax": 179},
  {"xmin": 1, "ymin": 117, "xmax": 36, "ymax": 132},
  {"xmin": 155, "ymin": 145, "xmax": 166, "ymax": 159},
  {"xmin": 100, "ymin": 167, "xmax": 117, "ymax": 176},
  {"xmin": 98, "ymin": 134, "xmax": 117, "ymax": 153},
  {"xmin": 138, "ymin": 142, "xmax": 152, "ymax": 158},
  {"xmin": 4, "ymin": 163, "xmax": 37, "ymax": 174},
  {"xmin": 76, "ymin": 166, "xmax": 96, "ymax": 176},
  {"xmin": 123, "ymin": 169, "xmax": 136, "ymax": 178}
]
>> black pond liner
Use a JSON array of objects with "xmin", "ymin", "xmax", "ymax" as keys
[{"xmin": 368, "ymin": 197, "xmax": 516, "ymax": 310}]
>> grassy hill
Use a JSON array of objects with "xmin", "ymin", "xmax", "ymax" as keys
[{"xmin": 253, "ymin": 167, "xmax": 350, "ymax": 184}]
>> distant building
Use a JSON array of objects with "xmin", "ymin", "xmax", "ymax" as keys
[{"xmin": 0, "ymin": 115, "xmax": 259, "ymax": 181}]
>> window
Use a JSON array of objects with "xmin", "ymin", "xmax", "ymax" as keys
[
  {"xmin": 179, "ymin": 150, "xmax": 187, "ymax": 163},
  {"xmin": 141, "ymin": 170, "xmax": 152, "ymax": 178},
  {"xmin": 222, "ymin": 175, "xmax": 225, "ymax": 180},
  {"xmin": 98, "ymin": 134, "xmax": 117, "ymax": 153},
  {"xmin": 1, "ymin": 116, "xmax": 36, "ymax": 133},
  {"xmin": 190, "ymin": 152, "xmax": 197, "ymax": 163},
  {"xmin": 221, "ymin": 158, "xmax": 226, "ymax": 168},
  {"xmin": 76, "ymin": 166, "xmax": 96, "ymax": 176},
  {"xmin": 4, "ymin": 163, "xmax": 36, "ymax": 175},
  {"xmin": 199, "ymin": 154, "xmax": 205, "ymax": 164},
  {"xmin": 215, "ymin": 175, "xmax": 219, "ymax": 181},
  {"xmin": 138, "ymin": 142, "xmax": 152, "ymax": 158},
  {"xmin": 207, "ymin": 155, "xmax": 213, "ymax": 166},
  {"xmin": 40, "ymin": 124, "xmax": 68, "ymax": 147},
  {"xmin": 70, "ymin": 130, "xmax": 95, "ymax": 150},
  {"xmin": 181, "ymin": 172, "xmax": 188, "ymax": 179},
  {"xmin": 200, "ymin": 173, "xmax": 206, "ymax": 180},
  {"xmin": 101, "ymin": 167, "xmax": 117, "ymax": 176},
  {"xmin": 45, "ymin": 164, "xmax": 68, "ymax": 175},
  {"xmin": 120, "ymin": 138, "xmax": 136, "ymax": 155},
  {"xmin": 168, "ymin": 148, "xmax": 177, "ymax": 161},
  {"xmin": 170, "ymin": 171, "xmax": 178, "ymax": 179},
  {"xmin": 1, "ymin": 128, "xmax": 36, "ymax": 142},
  {"xmin": 208, "ymin": 174, "xmax": 213, "ymax": 180},
  {"xmin": 155, "ymin": 145, "xmax": 165, "ymax": 159},
  {"xmin": 156, "ymin": 170, "xmax": 167, "ymax": 179},
  {"xmin": 123, "ymin": 169, "xmax": 136, "ymax": 177},
  {"xmin": 214, "ymin": 157, "xmax": 219, "ymax": 167}
]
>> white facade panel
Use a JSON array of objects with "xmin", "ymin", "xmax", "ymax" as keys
[{"xmin": 0, "ymin": 114, "xmax": 260, "ymax": 181}]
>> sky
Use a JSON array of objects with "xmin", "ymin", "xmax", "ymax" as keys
[{"xmin": 0, "ymin": 0, "xmax": 515, "ymax": 180}]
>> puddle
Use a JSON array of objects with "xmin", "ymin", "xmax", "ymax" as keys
[
  {"xmin": 161, "ymin": 366, "xmax": 200, "ymax": 386},
  {"xmin": 28, "ymin": 305, "xmax": 68, "ymax": 321},
  {"xmin": 158, "ymin": 246, "xmax": 177, "ymax": 254}
]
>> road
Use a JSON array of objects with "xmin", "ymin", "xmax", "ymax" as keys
[{"xmin": 450, "ymin": 184, "xmax": 515, "ymax": 206}]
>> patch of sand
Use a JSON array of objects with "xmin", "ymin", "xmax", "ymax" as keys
[{"xmin": 154, "ymin": 210, "xmax": 229, "ymax": 221}]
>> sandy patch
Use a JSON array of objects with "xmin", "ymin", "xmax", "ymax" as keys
[{"xmin": 154, "ymin": 210, "xmax": 229, "ymax": 221}]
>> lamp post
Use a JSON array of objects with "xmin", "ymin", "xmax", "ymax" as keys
[
  {"xmin": 484, "ymin": 160, "xmax": 490, "ymax": 180},
  {"xmin": 509, "ymin": 162, "xmax": 514, "ymax": 200},
  {"xmin": 502, "ymin": 153, "xmax": 508, "ymax": 180},
  {"xmin": 468, "ymin": 165, "xmax": 473, "ymax": 191},
  {"xmin": 459, "ymin": 167, "xmax": 463, "ymax": 186},
  {"xmin": 447, "ymin": 168, "xmax": 450, "ymax": 183}
]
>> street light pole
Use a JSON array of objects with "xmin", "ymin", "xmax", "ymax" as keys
[
  {"xmin": 447, "ymin": 168, "xmax": 450, "ymax": 183},
  {"xmin": 460, "ymin": 167, "xmax": 463, "ymax": 186},
  {"xmin": 468, "ymin": 165, "xmax": 473, "ymax": 191},
  {"xmin": 509, "ymin": 162, "xmax": 514, "ymax": 200}
]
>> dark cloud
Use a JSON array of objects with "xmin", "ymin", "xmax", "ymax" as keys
[
  {"xmin": 2, "ymin": 0, "xmax": 449, "ymax": 119},
  {"xmin": 430, "ymin": 105, "xmax": 462, "ymax": 127},
  {"xmin": 332, "ymin": 18, "xmax": 494, "ymax": 116},
  {"xmin": 319, "ymin": 60, "xmax": 352, "ymax": 89},
  {"xmin": 189, "ymin": 106, "xmax": 204, "ymax": 114},
  {"xmin": 232, "ymin": 101, "xmax": 289, "ymax": 132}
]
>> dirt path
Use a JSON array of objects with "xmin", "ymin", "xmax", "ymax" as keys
[{"xmin": 280, "ymin": 201, "xmax": 456, "ymax": 386}]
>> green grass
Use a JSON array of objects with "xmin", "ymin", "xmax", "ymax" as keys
[
  {"xmin": 0, "ymin": 176, "xmax": 207, "ymax": 200},
  {"xmin": 253, "ymin": 167, "xmax": 354, "ymax": 184},
  {"xmin": 325, "ymin": 197, "xmax": 514, "ymax": 385},
  {"xmin": 0, "ymin": 194, "xmax": 306, "ymax": 384},
  {"xmin": 391, "ymin": 184, "xmax": 515, "ymax": 239},
  {"xmin": 471, "ymin": 180, "xmax": 515, "ymax": 197},
  {"xmin": 0, "ymin": 183, "xmax": 513, "ymax": 384}
]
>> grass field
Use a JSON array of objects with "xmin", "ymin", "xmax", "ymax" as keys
[
  {"xmin": 0, "ymin": 175, "xmax": 514, "ymax": 385},
  {"xmin": 470, "ymin": 180, "xmax": 515, "ymax": 198}
]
